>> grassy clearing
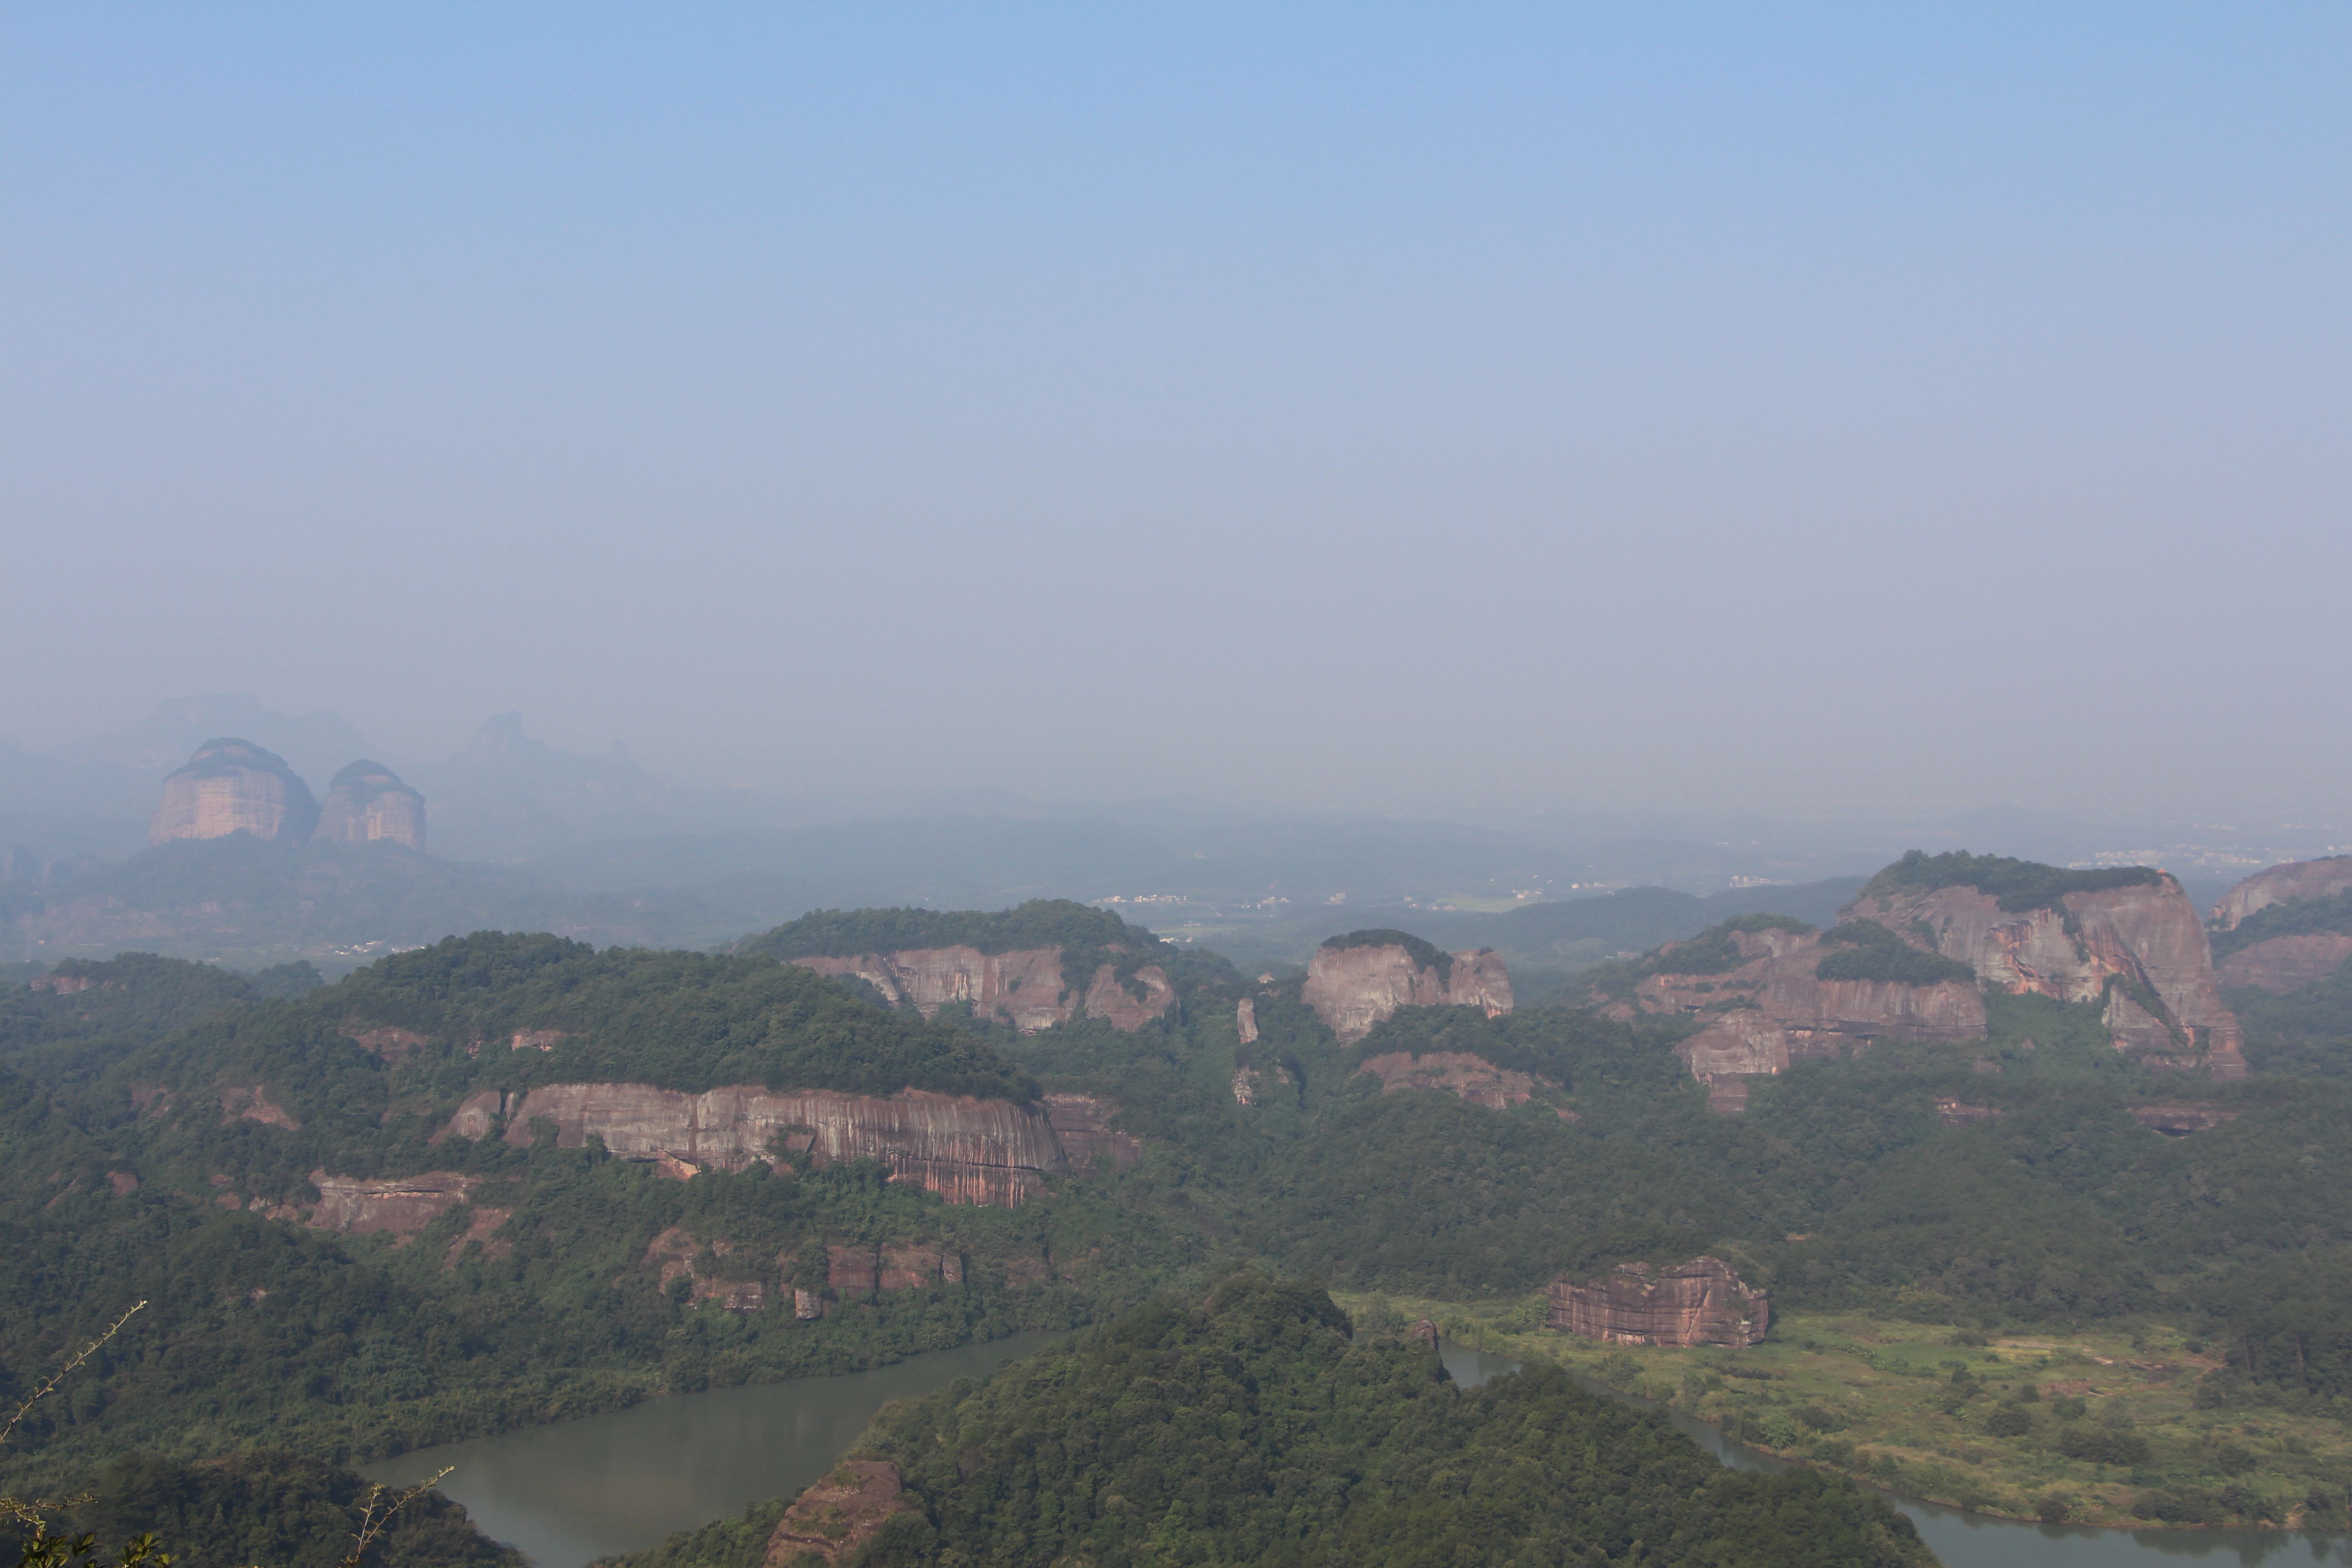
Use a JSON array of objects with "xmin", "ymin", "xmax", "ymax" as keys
[{"xmin": 1330, "ymin": 1291, "xmax": 2352, "ymax": 1530}]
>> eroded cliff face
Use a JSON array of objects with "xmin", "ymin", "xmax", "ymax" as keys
[
  {"xmin": 789, "ymin": 947, "xmax": 1174, "ymax": 1033},
  {"xmin": 2217, "ymin": 933, "xmax": 2352, "ymax": 994},
  {"xmin": 1353, "ymin": 1051, "xmax": 1549, "ymax": 1111},
  {"xmin": 1301, "ymin": 945, "xmax": 1513, "ymax": 1043},
  {"xmin": 2214, "ymin": 856, "xmax": 2352, "ymax": 931},
  {"xmin": 762, "ymin": 1462, "xmax": 911, "ymax": 1567},
  {"xmin": 1546, "ymin": 1256, "xmax": 1768, "ymax": 1348},
  {"xmin": 440, "ymin": 1083, "xmax": 1113, "ymax": 1206},
  {"xmin": 149, "ymin": 738, "xmax": 319, "ymax": 846},
  {"xmin": 1847, "ymin": 880, "xmax": 2244, "ymax": 1077},
  {"xmin": 1619, "ymin": 926, "xmax": 1986, "ymax": 1112},
  {"xmin": 314, "ymin": 760, "xmax": 427, "ymax": 851},
  {"xmin": 306, "ymin": 1170, "xmax": 479, "ymax": 1239}
]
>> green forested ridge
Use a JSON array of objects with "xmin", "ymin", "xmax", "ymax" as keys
[
  {"xmin": 838, "ymin": 1273, "xmax": 1934, "ymax": 1567},
  {"xmin": 2228, "ymin": 960, "xmax": 2352, "ymax": 1078},
  {"xmin": 10, "ymin": 877, "xmax": 2352, "ymax": 1551},
  {"xmin": 10, "ymin": 1450, "xmax": 518, "ymax": 1568},
  {"xmin": 1860, "ymin": 850, "xmax": 2164, "ymax": 912},
  {"xmin": 733, "ymin": 901, "xmax": 1156, "ymax": 961},
  {"xmin": 1813, "ymin": 922, "xmax": 1976, "ymax": 987}
]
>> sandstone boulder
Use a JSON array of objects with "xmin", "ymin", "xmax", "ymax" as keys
[
  {"xmin": 149, "ymin": 738, "xmax": 319, "ymax": 846},
  {"xmin": 1547, "ymin": 1256, "xmax": 1769, "ymax": 1348},
  {"xmin": 314, "ymin": 759, "xmax": 427, "ymax": 851},
  {"xmin": 1301, "ymin": 935, "xmax": 1512, "ymax": 1043},
  {"xmin": 2213, "ymin": 856, "xmax": 2352, "ymax": 931}
]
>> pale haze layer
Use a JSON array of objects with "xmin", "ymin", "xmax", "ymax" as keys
[{"xmin": 5, "ymin": 5, "xmax": 2347, "ymax": 818}]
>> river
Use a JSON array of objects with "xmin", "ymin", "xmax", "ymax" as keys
[
  {"xmin": 1439, "ymin": 1341, "xmax": 2352, "ymax": 1568},
  {"xmin": 368, "ymin": 1332, "xmax": 2351, "ymax": 1568}
]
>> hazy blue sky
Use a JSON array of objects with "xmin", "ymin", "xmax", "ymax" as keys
[{"xmin": 6, "ymin": 5, "xmax": 2346, "ymax": 817}]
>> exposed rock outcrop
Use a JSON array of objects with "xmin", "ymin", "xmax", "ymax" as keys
[
  {"xmin": 1301, "ymin": 938, "xmax": 1512, "ymax": 1043},
  {"xmin": 1235, "ymin": 996, "xmax": 1258, "ymax": 1046},
  {"xmin": 314, "ymin": 760, "xmax": 427, "ymax": 851},
  {"xmin": 1846, "ymin": 878, "xmax": 2244, "ymax": 1078},
  {"xmin": 441, "ymin": 1083, "xmax": 1100, "ymax": 1206},
  {"xmin": 307, "ymin": 1170, "xmax": 478, "ymax": 1239},
  {"xmin": 2129, "ymin": 1104, "xmax": 2239, "ymax": 1136},
  {"xmin": 1546, "ymin": 1256, "xmax": 1769, "ymax": 1348},
  {"xmin": 1042, "ymin": 1093, "xmax": 1143, "ymax": 1172},
  {"xmin": 762, "ymin": 1462, "xmax": 912, "ymax": 1567},
  {"xmin": 1616, "ymin": 924, "xmax": 1984, "ymax": 1113},
  {"xmin": 2213, "ymin": 856, "xmax": 2352, "ymax": 931},
  {"xmin": 2217, "ymin": 933, "xmax": 2352, "ymax": 994},
  {"xmin": 788, "ymin": 947, "xmax": 1175, "ymax": 1032},
  {"xmin": 149, "ymin": 738, "xmax": 319, "ymax": 846},
  {"xmin": 1354, "ymin": 1050, "xmax": 1547, "ymax": 1110}
]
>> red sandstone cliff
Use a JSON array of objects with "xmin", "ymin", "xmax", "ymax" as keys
[
  {"xmin": 149, "ymin": 738, "xmax": 319, "ymax": 846},
  {"xmin": 1301, "ymin": 943, "xmax": 1513, "ymax": 1043},
  {"xmin": 762, "ymin": 1463, "xmax": 912, "ymax": 1566},
  {"xmin": 1353, "ymin": 1050, "xmax": 1551, "ymax": 1110},
  {"xmin": 1546, "ymin": 1257, "xmax": 1769, "ymax": 1348},
  {"xmin": 1617, "ymin": 926, "xmax": 1986, "ymax": 1112},
  {"xmin": 2213, "ymin": 856, "xmax": 2352, "ymax": 931},
  {"xmin": 439, "ymin": 1083, "xmax": 1132, "ymax": 1206},
  {"xmin": 1845, "ymin": 879, "xmax": 2244, "ymax": 1078},
  {"xmin": 314, "ymin": 760, "xmax": 427, "ymax": 851},
  {"xmin": 2217, "ymin": 933, "xmax": 2352, "ymax": 994},
  {"xmin": 789, "ymin": 947, "xmax": 1174, "ymax": 1032}
]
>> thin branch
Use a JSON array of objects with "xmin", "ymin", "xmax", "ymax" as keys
[
  {"xmin": 0, "ymin": 1303, "xmax": 147, "ymax": 1450},
  {"xmin": 338, "ymin": 1468, "xmax": 452, "ymax": 1568}
]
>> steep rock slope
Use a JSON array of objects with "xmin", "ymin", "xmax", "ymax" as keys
[
  {"xmin": 148, "ymin": 737, "xmax": 320, "ymax": 846},
  {"xmin": 1300, "ymin": 930, "xmax": 1512, "ymax": 1042},
  {"xmin": 744, "ymin": 901, "xmax": 1178, "ymax": 1033},
  {"xmin": 1846, "ymin": 854, "xmax": 2243, "ymax": 1077},
  {"xmin": 440, "ymin": 1083, "xmax": 1116, "ymax": 1206},
  {"xmin": 2213, "ymin": 855, "xmax": 2352, "ymax": 930},
  {"xmin": 314, "ymin": 760, "xmax": 428, "ymax": 851},
  {"xmin": 1546, "ymin": 1256, "xmax": 1769, "ymax": 1348}
]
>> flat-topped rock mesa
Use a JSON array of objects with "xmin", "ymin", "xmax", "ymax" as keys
[
  {"xmin": 1845, "ymin": 852, "xmax": 2244, "ymax": 1078},
  {"xmin": 149, "ymin": 737, "xmax": 320, "ymax": 846},
  {"xmin": 1546, "ymin": 1256, "xmax": 1769, "ymax": 1348},
  {"xmin": 314, "ymin": 759, "xmax": 427, "ymax": 851},
  {"xmin": 1606, "ymin": 916, "xmax": 1985, "ymax": 1113},
  {"xmin": 1301, "ymin": 930, "xmax": 1513, "ymax": 1043},
  {"xmin": 2213, "ymin": 855, "xmax": 2352, "ymax": 931},
  {"xmin": 741, "ymin": 901, "xmax": 1177, "ymax": 1033},
  {"xmin": 438, "ymin": 1083, "xmax": 1136, "ymax": 1206}
]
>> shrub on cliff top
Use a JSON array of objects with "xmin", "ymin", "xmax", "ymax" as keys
[
  {"xmin": 1319, "ymin": 928, "xmax": 1455, "ymax": 982},
  {"xmin": 735, "ymin": 900, "xmax": 1158, "ymax": 961},
  {"xmin": 1862, "ymin": 850, "xmax": 2164, "ymax": 913},
  {"xmin": 1813, "ymin": 921, "xmax": 1976, "ymax": 987}
]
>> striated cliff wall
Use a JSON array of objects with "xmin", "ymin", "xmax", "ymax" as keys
[
  {"xmin": 789, "ymin": 947, "xmax": 1174, "ymax": 1032},
  {"xmin": 1353, "ymin": 1050, "xmax": 1549, "ymax": 1111},
  {"xmin": 1546, "ymin": 1257, "xmax": 1769, "ymax": 1348},
  {"xmin": 2213, "ymin": 856, "xmax": 2352, "ymax": 931},
  {"xmin": 1847, "ymin": 880, "xmax": 2244, "ymax": 1077},
  {"xmin": 314, "ymin": 760, "xmax": 428, "ymax": 851},
  {"xmin": 1617, "ymin": 925, "xmax": 1985, "ymax": 1112},
  {"xmin": 1301, "ymin": 943, "xmax": 1513, "ymax": 1043},
  {"xmin": 2218, "ymin": 933, "xmax": 2352, "ymax": 994},
  {"xmin": 149, "ymin": 738, "xmax": 320, "ymax": 846},
  {"xmin": 440, "ymin": 1082, "xmax": 1122, "ymax": 1206},
  {"xmin": 305, "ymin": 1170, "xmax": 479, "ymax": 1238}
]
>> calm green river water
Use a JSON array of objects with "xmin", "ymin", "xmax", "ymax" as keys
[{"xmin": 369, "ymin": 1333, "xmax": 2351, "ymax": 1568}]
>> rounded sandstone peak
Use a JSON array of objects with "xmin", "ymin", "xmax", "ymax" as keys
[
  {"xmin": 149, "ymin": 737, "xmax": 320, "ymax": 846},
  {"xmin": 315, "ymin": 758, "xmax": 427, "ymax": 852}
]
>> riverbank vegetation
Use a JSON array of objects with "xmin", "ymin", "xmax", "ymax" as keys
[{"xmin": 1336, "ymin": 1292, "xmax": 2352, "ymax": 1530}]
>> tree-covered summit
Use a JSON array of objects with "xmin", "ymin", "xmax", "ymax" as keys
[
  {"xmin": 735, "ymin": 900, "xmax": 1162, "ymax": 961},
  {"xmin": 1319, "ymin": 928, "xmax": 1456, "ymax": 983},
  {"xmin": 1860, "ymin": 850, "xmax": 2165, "ymax": 913}
]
